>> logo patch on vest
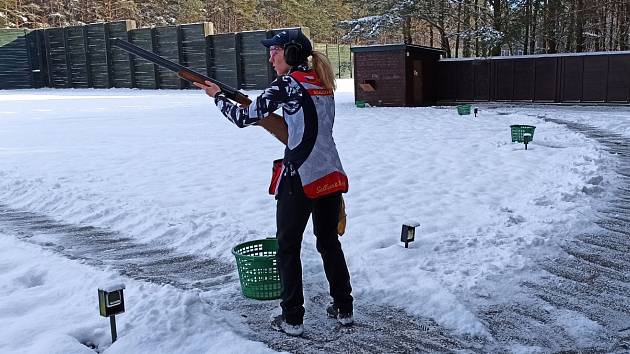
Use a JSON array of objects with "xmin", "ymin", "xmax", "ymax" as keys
[{"xmin": 303, "ymin": 171, "xmax": 348, "ymax": 199}]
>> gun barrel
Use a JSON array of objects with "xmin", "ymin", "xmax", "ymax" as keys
[
  {"xmin": 110, "ymin": 38, "xmax": 247, "ymax": 103},
  {"xmin": 110, "ymin": 38, "xmax": 287, "ymax": 145}
]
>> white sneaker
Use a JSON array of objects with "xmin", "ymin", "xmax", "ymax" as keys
[
  {"xmin": 271, "ymin": 315, "xmax": 304, "ymax": 336},
  {"xmin": 337, "ymin": 312, "xmax": 354, "ymax": 326},
  {"xmin": 326, "ymin": 304, "xmax": 354, "ymax": 326}
]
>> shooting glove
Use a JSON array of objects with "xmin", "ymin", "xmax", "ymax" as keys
[{"xmin": 337, "ymin": 195, "xmax": 347, "ymax": 236}]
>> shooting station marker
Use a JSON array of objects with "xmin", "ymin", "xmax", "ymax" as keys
[
  {"xmin": 98, "ymin": 283, "xmax": 126, "ymax": 343},
  {"xmin": 510, "ymin": 125, "xmax": 536, "ymax": 150}
]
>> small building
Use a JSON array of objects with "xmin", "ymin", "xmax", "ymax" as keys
[{"xmin": 351, "ymin": 44, "xmax": 444, "ymax": 107}]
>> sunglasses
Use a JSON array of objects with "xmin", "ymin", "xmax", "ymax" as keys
[{"xmin": 269, "ymin": 45, "xmax": 284, "ymax": 52}]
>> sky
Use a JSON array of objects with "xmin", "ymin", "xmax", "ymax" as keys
[{"xmin": 0, "ymin": 80, "xmax": 628, "ymax": 353}]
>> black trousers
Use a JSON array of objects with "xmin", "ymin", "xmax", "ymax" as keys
[{"xmin": 276, "ymin": 173, "xmax": 353, "ymax": 325}]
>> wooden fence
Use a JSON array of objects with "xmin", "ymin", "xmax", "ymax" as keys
[
  {"xmin": 0, "ymin": 22, "xmax": 333, "ymax": 90},
  {"xmin": 438, "ymin": 52, "xmax": 630, "ymax": 104},
  {"xmin": 0, "ymin": 29, "xmax": 44, "ymax": 89}
]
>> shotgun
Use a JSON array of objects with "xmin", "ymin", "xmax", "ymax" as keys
[{"xmin": 110, "ymin": 38, "xmax": 288, "ymax": 145}]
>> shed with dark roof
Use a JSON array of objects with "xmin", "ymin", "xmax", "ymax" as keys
[{"xmin": 351, "ymin": 44, "xmax": 444, "ymax": 107}]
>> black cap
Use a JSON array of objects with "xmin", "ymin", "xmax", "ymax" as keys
[{"xmin": 261, "ymin": 29, "xmax": 313, "ymax": 56}]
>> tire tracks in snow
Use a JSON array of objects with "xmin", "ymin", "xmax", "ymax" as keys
[
  {"xmin": 0, "ymin": 209, "xmax": 235, "ymax": 291},
  {"xmin": 471, "ymin": 118, "xmax": 630, "ymax": 353},
  {"xmin": 0, "ymin": 207, "xmax": 484, "ymax": 353}
]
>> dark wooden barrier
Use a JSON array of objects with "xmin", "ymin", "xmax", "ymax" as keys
[
  {"xmin": 0, "ymin": 29, "xmax": 38, "ymax": 89},
  {"xmin": 534, "ymin": 57, "xmax": 556, "ymax": 101},
  {"xmin": 438, "ymin": 52, "xmax": 630, "ymax": 104},
  {"xmin": 27, "ymin": 30, "xmax": 47, "ymax": 88},
  {"xmin": 1, "ymin": 23, "xmax": 306, "ymax": 91},
  {"xmin": 84, "ymin": 23, "xmax": 110, "ymax": 88},
  {"xmin": 608, "ymin": 55, "xmax": 630, "ymax": 102},
  {"xmin": 208, "ymin": 33, "xmax": 239, "ymax": 89},
  {"xmin": 107, "ymin": 20, "xmax": 136, "ymax": 88},
  {"xmin": 151, "ymin": 25, "xmax": 182, "ymax": 89},
  {"xmin": 180, "ymin": 22, "xmax": 214, "ymax": 89},
  {"xmin": 473, "ymin": 60, "xmax": 490, "ymax": 100},
  {"xmin": 43, "ymin": 27, "xmax": 69, "ymax": 88},
  {"xmin": 129, "ymin": 27, "xmax": 158, "ymax": 89},
  {"xmin": 65, "ymin": 25, "xmax": 89, "ymax": 88},
  {"xmin": 239, "ymin": 30, "xmax": 273, "ymax": 90},
  {"xmin": 42, "ymin": 20, "xmax": 136, "ymax": 89}
]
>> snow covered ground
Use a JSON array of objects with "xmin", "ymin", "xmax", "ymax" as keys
[{"xmin": 1, "ymin": 80, "xmax": 628, "ymax": 353}]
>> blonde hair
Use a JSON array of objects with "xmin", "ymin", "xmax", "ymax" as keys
[{"xmin": 310, "ymin": 51, "xmax": 336, "ymax": 91}]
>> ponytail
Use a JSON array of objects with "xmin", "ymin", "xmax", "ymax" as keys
[{"xmin": 310, "ymin": 51, "xmax": 336, "ymax": 91}]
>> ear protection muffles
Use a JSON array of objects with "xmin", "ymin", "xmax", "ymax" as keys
[{"xmin": 284, "ymin": 30, "xmax": 303, "ymax": 66}]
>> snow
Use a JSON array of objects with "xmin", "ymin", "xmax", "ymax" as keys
[
  {"xmin": 0, "ymin": 237, "xmax": 273, "ymax": 354},
  {"xmin": 1, "ymin": 79, "xmax": 628, "ymax": 353},
  {"xmin": 99, "ymin": 283, "xmax": 125, "ymax": 292}
]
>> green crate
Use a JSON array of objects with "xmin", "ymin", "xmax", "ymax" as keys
[
  {"xmin": 510, "ymin": 125, "xmax": 536, "ymax": 143},
  {"xmin": 232, "ymin": 238, "xmax": 281, "ymax": 300},
  {"xmin": 355, "ymin": 100, "xmax": 366, "ymax": 108},
  {"xmin": 457, "ymin": 104, "xmax": 471, "ymax": 115}
]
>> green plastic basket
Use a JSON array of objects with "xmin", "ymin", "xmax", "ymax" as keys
[
  {"xmin": 510, "ymin": 125, "xmax": 536, "ymax": 143},
  {"xmin": 355, "ymin": 100, "xmax": 366, "ymax": 108},
  {"xmin": 457, "ymin": 104, "xmax": 472, "ymax": 115},
  {"xmin": 232, "ymin": 238, "xmax": 281, "ymax": 300}
]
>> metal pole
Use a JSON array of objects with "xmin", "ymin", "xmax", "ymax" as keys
[
  {"xmin": 350, "ymin": 48, "xmax": 352, "ymax": 79},
  {"xmin": 110, "ymin": 315, "xmax": 117, "ymax": 342},
  {"xmin": 337, "ymin": 44, "xmax": 341, "ymax": 78}
]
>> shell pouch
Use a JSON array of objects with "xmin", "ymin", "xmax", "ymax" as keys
[{"xmin": 268, "ymin": 159, "xmax": 284, "ymax": 195}]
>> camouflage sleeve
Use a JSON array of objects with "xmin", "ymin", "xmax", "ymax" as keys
[{"xmin": 213, "ymin": 75, "xmax": 303, "ymax": 128}]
